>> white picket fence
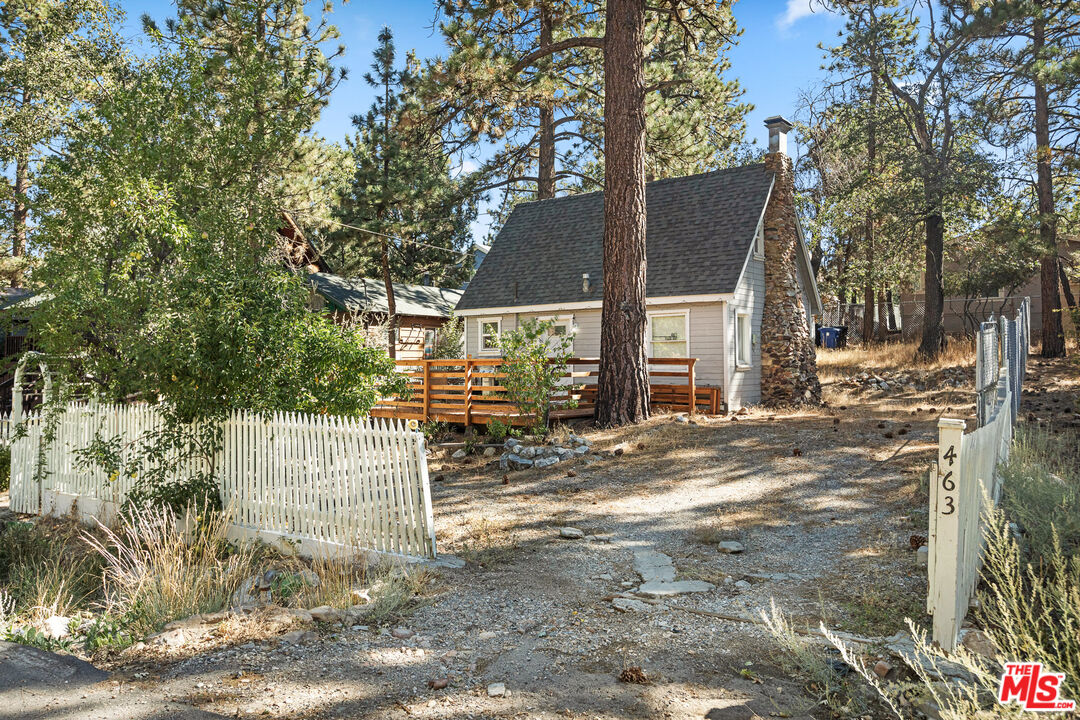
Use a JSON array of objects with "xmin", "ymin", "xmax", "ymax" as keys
[
  {"xmin": 8, "ymin": 402, "xmax": 437, "ymax": 560},
  {"xmin": 927, "ymin": 298, "xmax": 1029, "ymax": 651}
]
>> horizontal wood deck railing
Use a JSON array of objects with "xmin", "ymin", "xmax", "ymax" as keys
[{"xmin": 370, "ymin": 357, "xmax": 720, "ymax": 426}]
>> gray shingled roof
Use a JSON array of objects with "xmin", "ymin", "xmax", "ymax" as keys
[
  {"xmin": 457, "ymin": 164, "xmax": 774, "ymax": 310},
  {"xmin": 307, "ymin": 273, "xmax": 462, "ymax": 318}
]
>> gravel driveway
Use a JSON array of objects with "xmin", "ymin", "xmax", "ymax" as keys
[{"xmin": 3, "ymin": 394, "xmax": 951, "ymax": 720}]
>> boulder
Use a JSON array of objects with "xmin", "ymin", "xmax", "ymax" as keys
[
  {"xmin": 310, "ymin": 606, "xmax": 346, "ymax": 624},
  {"xmin": 451, "ymin": 449, "xmax": 468, "ymax": 460},
  {"xmin": 534, "ymin": 456, "xmax": 559, "ymax": 468},
  {"xmin": 40, "ymin": 616, "xmax": 71, "ymax": 641},
  {"xmin": 147, "ymin": 628, "xmax": 187, "ymax": 649},
  {"xmin": 716, "ymin": 541, "xmax": 745, "ymax": 554},
  {"xmin": 487, "ymin": 682, "xmax": 506, "ymax": 697},
  {"xmin": 500, "ymin": 453, "xmax": 533, "ymax": 471},
  {"xmin": 482, "ymin": 446, "xmax": 497, "ymax": 457},
  {"xmin": 559, "ymin": 527, "xmax": 585, "ymax": 539},
  {"xmin": 279, "ymin": 629, "xmax": 317, "ymax": 645}
]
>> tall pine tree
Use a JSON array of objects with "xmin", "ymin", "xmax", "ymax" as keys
[
  {"xmin": 329, "ymin": 27, "xmax": 478, "ymax": 358},
  {"xmin": 960, "ymin": 0, "xmax": 1080, "ymax": 357}
]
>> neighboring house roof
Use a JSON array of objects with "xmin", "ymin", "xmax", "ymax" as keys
[
  {"xmin": 307, "ymin": 273, "xmax": 463, "ymax": 319},
  {"xmin": 457, "ymin": 164, "xmax": 775, "ymax": 311},
  {"xmin": 0, "ymin": 288, "xmax": 44, "ymax": 313},
  {"xmin": 472, "ymin": 243, "xmax": 490, "ymax": 273}
]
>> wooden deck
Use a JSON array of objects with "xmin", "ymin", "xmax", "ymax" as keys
[{"xmin": 370, "ymin": 357, "xmax": 722, "ymax": 426}]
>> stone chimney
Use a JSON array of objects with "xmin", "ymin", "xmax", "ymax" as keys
[{"xmin": 759, "ymin": 115, "xmax": 821, "ymax": 406}]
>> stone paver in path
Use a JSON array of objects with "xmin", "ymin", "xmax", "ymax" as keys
[{"xmin": 632, "ymin": 549, "xmax": 714, "ymax": 595}]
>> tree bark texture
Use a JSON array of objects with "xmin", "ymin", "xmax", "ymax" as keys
[
  {"xmin": 862, "ymin": 76, "xmax": 878, "ymax": 344},
  {"xmin": 917, "ymin": 209, "xmax": 947, "ymax": 359},
  {"xmin": 1033, "ymin": 17, "xmax": 1065, "ymax": 357},
  {"xmin": 595, "ymin": 0, "xmax": 650, "ymax": 427},
  {"xmin": 537, "ymin": 2, "xmax": 556, "ymax": 200},
  {"xmin": 381, "ymin": 239, "xmax": 398, "ymax": 359},
  {"xmin": 12, "ymin": 150, "xmax": 28, "ymax": 288}
]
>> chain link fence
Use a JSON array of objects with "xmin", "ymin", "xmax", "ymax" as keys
[{"xmin": 817, "ymin": 296, "xmax": 1032, "ymax": 344}]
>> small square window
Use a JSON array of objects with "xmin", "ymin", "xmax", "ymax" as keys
[{"xmin": 649, "ymin": 312, "xmax": 688, "ymax": 358}]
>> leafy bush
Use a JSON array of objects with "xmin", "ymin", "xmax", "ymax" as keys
[
  {"xmin": 485, "ymin": 417, "xmax": 511, "ymax": 443},
  {"xmin": 497, "ymin": 318, "xmax": 576, "ymax": 431},
  {"xmin": 432, "ymin": 313, "xmax": 465, "ymax": 359},
  {"xmin": 28, "ymin": 181, "xmax": 407, "ymax": 512},
  {"xmin": 0, "ymin": 444, "xmax": 9, "ymax": 492}
]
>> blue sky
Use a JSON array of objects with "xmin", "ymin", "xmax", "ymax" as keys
[
  {"xmin": 115, "ymin": 0, "xmax": 844, "ymax": 236},
  {"xmin": 118, "ymin": 0, "xmax": 843, "ymax": 151}
]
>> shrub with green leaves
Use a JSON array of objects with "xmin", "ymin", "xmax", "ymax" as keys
[
  {"xmin": 432, "ymin": 312, "xmax": 466, "ymax": 359},
  {"xmin": 0, "ymin": 445, "xmax": 10, "ymax": 492},
  {"xmin": 485, "ymin": 417, "xmax": 511, "ymax": 443},
  {"xmin": 497, "ymin": 318, "xmax": 576, "ymax": 431}
]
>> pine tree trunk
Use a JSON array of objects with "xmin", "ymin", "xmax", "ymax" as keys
[
  {"xmin": 381, "ymin": 239, "xmax": 397, "ymax": 360},
  {"xmin": 876, "ymin": 286, "xmax": 887, "ymax": 341},
  {"xmin": 1033, "ymin": 18, "xmax": 1065, "ymax": 357},
  {"xmin": 1060, "ymin": 265, "xmax": 1076, "ymax": 309},
  {"xmin": 537, "ymin": 2, "xmax": 556, "ymax": 200},
  {"xmin": 862, "ymin": 282, "xmax": 874, "ymax": 344},
  {"xmin": 12, "ymin": 149, "xmax": 28, "ymax": 288},
  {"xmin": 917, "ymin": 208, "xmax": 947, "ymax": 359},
  {"xmin": 595, "ymin": 0, "xmax": 649, "ymax": 427},
  {"xmin": 862, "ymin": 76, "xmax": 877, "ymax": 345}
]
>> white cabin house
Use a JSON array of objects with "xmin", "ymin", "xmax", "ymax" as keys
[{"xmin": 455, "ymin": 118, "xmax": 823, "ymax": 410}]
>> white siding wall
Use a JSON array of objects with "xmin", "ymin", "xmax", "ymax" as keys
[
  {"xmin": 727, "ymin": 254, "xmax": 765, "ymax": 407},
  {"xmin": 465, "ymin": 302, "xmax": 727, "ymax": 390},
  {"xmin": 795, "ymin": 251, "xmax": 816, "ymax": 329}
]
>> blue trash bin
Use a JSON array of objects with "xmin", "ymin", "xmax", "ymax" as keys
[{"xmin": 818, "ymin": 326, "xmax": 839, "ymax": 349}]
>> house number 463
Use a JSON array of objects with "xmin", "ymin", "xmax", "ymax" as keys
[{"xmin": 940, "ymin": 445, "xmax": 956, "ymax": 515}]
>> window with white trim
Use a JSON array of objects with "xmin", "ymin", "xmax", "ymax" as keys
[
  {"xmin": 735, "ymin": 312, "xmax": 752, "ymax": 368},
  {"xmin": 648, "ymin": 311, "xmax": 689, "ymax": 358},
  {"xmin": 479, "ymin": 318, "xmax": 501, "ymax": 354},
  {"xmin": 536, "ymin": 315, "xmax": 574, "ymax": 356},
  {"xmin": 423, "ymin": 329, "xmax": 436, "ymax": 359}
]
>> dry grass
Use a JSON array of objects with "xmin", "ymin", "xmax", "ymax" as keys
[
  {"xmin": 455, "ymin": 516, "xmax": 520, "ymax": 567},
  {"xmin": 0, "ymin": 518, "xmax": 106, "ymax": 624},
  {"xmin": 84, "ymin": 506, "xmax": 261, "ymax": 638},
  {"xmin": 817, "ymin": 340, "xmax": 975, "ymax": 381}
]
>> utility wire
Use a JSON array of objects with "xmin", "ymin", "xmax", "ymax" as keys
[{"xmin": 292, "ymin": 211, "xmax": 478, "ymax": 258}]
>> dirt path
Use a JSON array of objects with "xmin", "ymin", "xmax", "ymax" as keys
[{"xmin": 8, "ymin": 401, "xmax": 937, "ymax": 720}]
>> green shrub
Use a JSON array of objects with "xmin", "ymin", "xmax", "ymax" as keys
[
  {"xmin": 0, "ymin": 444, "xmax": 9, "ymax": 492},
  {"xmin": 999, "ymin": 426, "xmax": 1080, "ymax": 562},
  {"xmin": 432, "ymin": 313, "xmax": 465, "ymax": 359},
  {"xmin": 485, "ymin": 417, "xmax": 510, "ymax": 443},
  {"xmin": 497, "ymin": 318, "xmax": 576, "ymax": 432}
]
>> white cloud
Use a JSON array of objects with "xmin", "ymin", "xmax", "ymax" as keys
[
  {"xmin": 776, "ymin": 0, "xmax": 816, "ymax": 30},
  {"xmin": 451, "ymin": 159, "xmax": 478, "ymax": 178}
]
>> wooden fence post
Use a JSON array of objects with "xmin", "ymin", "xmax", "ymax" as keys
[
  {"xmin": 463, "ymin": 359, "xmax": 473, "ymax": 428},
  {"xmin": 422, "ymin": 360, "xmax": 431, "ymax": 422},
  {"xmin": 687, "ymin": 359, "xmax": 697, "ymax": 415},
  {"xmin": 932, "ymin": 417, "xmax": 966, "ymax": 651}
]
